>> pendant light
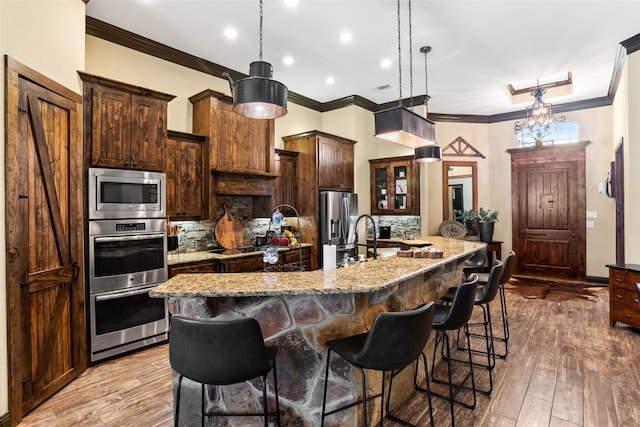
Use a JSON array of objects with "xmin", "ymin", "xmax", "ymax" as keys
[
  {"xmin": 375, "ymin": 0, "xmax": 436, "ymax": 148},
  {"xmin": 231, "ymin": 0, "xmax": 287, "ymax": 119},
  {"xmin": 415, "ymin": 45, "xmax": 441, "ymax": 162}
]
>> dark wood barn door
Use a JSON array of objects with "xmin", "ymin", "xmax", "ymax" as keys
[
  {"xmin": 509, "ymin": 142, "xmax": 589, "ymax": 281},
  {"xmin": 5, "ymin": 57, "xmax": 86, "ymax": 424}
]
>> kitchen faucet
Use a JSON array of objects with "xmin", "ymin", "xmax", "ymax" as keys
[{"xmin": 355, "ymin": 214, "xmax": 378, "ymax": 260}]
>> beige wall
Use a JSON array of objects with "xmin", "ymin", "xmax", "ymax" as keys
[
  {"xmin": 626, "ymin": 52, "xmax": 640, "ymax": 262},
  {"xmin": 1, "ymin": 0, "xmax": 86, "ymax": 416}
]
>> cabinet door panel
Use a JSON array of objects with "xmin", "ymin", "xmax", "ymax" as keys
[
  {"xmin": 180, "ymin": 141, "xmax": 203, "ymax": 217},
  {"xmin": 318, "ymin": 137, "xmax": 338, "ymax": 189},
  {"xmin": 91, "ymin": 86, "xmax": 131, "ymax": 168},
  {"xmin": 165, "ymin": 138, "xmax": 179, "ymax": 217},
  {"xmin": 130, "ymin": 96, "xmax": 165, "ymax": 171}
]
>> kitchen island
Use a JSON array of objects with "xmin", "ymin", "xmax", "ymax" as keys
[{"xmin": 151, "ymin": 236, "xmax": 484, "ymax": 426}]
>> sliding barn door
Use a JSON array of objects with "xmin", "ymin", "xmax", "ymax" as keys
[
  {"xmin": 509, "ymin": 142, "xmax": 588, "ymax": 280},
  {"xmin": 5, "ymin": 57, "xmax": 86, "ymax": 424}
]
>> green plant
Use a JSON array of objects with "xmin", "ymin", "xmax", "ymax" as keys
[
  {"xmin": 477, "ymin": 207, "xmax": 499, "ymax": 223},
  {"xmin": 454, "ymin": 209, "xmax": 477, "ymax": 223}
]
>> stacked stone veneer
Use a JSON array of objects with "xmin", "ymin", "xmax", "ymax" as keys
[{"xmin": 169, "ymin": 259, "xmax": 466, "ymax": 426}]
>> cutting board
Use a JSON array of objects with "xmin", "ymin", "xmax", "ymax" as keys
[
  {"xmin": 399, "ymin": 239, "xmax": 432, "ymax": 247},
  {"xmin": 215, "ymin": 205, "xmax": 243, "ymax": 249}
]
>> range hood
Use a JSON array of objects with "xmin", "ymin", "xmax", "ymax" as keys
[{"xmin": 213, "ymin": 170, "xmax": 276, "ymax": 196}]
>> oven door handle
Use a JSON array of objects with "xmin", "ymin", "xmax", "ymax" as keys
[
  {"xmin": 95, "ymin": 286, "xmax": 158, "ymax": 301},
  {"xmin": 94, "ymin": 233, "xmax": 166, "ymax": 243}
]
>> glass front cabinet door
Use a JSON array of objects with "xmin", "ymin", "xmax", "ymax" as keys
[{"xmin": 369, "ymin": 155, "xmax": 420, "ymax": 215}]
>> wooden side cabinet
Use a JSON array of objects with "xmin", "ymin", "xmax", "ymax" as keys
[
  {"xmin": 369, "ymin": 155, "xmax": 420, "ymax": 215},
  {"xmin": 79, "ymin": 72, "xmax": 175, "ymax": 171},
  {"xmin": 165, "ymin": 130, "xmax": 207, "ymax": 220},
  {"xmin": 607, "ymin": 264, "xmax": 640, "ymax": 328}
]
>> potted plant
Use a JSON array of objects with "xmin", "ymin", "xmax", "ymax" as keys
[
  {"xmin": 453, "ymin": 209, "xmax": 478, "ymax": 236},
  {"xmin": 476, "ymin": 207, "xmax": 499, "ymax": 242}
]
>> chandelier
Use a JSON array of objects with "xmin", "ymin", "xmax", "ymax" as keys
[{"xmin": 514, "ymin": 85, "xmax": 565, "ymax": 135}]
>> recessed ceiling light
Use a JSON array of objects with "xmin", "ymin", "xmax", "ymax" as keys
[
  {"xmin": 283, "ymin": 56, "xmax": 294, "ymax": 66},
  {"xmin": 326, "ymin": 76, "xmax": 335, "ymax": 85},
  {"xmin": 284, "ymin": 0, "xmax": 299, "ymax": 7},
  {"xmin": 224, "ymin": 27, "xmax": 238, "ymax": 40},
  {"xmin": 340, "ymin": 32, "xmax": 352, "ymax": 43},
  {"xmin": 381, "ymin": 58, "xmax": 392, "ymax": 68}
]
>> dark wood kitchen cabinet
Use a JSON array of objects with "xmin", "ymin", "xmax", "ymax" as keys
[
  {"xmin": 215, "ymin": 247, "xmax": 311, "ymax": 273},
  {"xmin": 79, "ymin": 72, "xmax": 175, "ymax": 171},
  {"xmin": 169, "ymin": 260, "xmax": 216, "ymax": 277},
  {"xmin": 273, "ymin": 149, "xmax": 298, "ymax": 208},
  {"xmin": 369, "ymin": 155, "xmax": 420, "ymax": 215},
  {"xmin": 607, "ymin": 264, "xmax": 640, "ymax": 328},
  {"xmin": 165, "ymin": 130, "xmax": 207, "ymax": 220},
  {"xmin": 283, "ymin": 130, "xmax": 356, "ymax": 270},
  {"xmin": 189, "ymin": 89, "xmax": 276, "ymax": 176}
]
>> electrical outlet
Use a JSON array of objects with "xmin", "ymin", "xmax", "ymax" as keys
[
  {"xmin": 586, "ymin": 221, "xmax": 595, "ymax": 228},
  {"xmin": 586, "ymin": 211, "xmax": 598, "ymax": 218}
]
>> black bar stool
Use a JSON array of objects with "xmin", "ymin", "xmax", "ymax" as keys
[
  {"xmin": 441, "ymin": 260, "xmax": 503, "ymax": 395},
  {"xmin": 169, "ymin": 316, "xmax": 281, "ymax": 427},
  {"xmin": 476, "ymin": 250, "xmax": 516, "ymax": 358},
  {"xmin": 321, "ymin": 302, "xmax": 436, "ymax": 427},
  {"xmin": 428, "ymin": 274, "xmax": 479, "ymax": 427}
]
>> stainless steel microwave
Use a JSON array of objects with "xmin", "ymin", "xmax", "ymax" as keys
[{"xmin": 88, "ymin": 168, "xmax": 166, "ymax": 219}]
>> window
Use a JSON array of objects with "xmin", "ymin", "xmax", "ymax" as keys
[{"xmin": 515, "ymin": 121, "xmax": 579, "ymax": 148}]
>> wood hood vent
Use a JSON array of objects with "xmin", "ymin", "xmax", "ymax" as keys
[{"xmin": 213, "ymin": 171, "xmax": 276, "ymax": 196}]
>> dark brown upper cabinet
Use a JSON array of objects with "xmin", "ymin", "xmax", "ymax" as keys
[
  {"xmin": 79, "ymin": 72, "xmax": 175, "ymax": 171},
  {"xmin": 369, "ymin": 155, "xmax": 420, "ymax": 216}
]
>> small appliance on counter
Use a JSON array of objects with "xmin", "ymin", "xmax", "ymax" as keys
[{"xmin": 379, "ymin": 224, "xmax": 391, "ymax": 239}]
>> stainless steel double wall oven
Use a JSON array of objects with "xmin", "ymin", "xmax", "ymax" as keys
[{"xmin": 87, "ymin": 168, "xmax": 169, "ymax": 362}]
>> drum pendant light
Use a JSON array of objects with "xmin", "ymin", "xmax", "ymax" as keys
[
  {"xmin": 415, "ymin": 46, "xmax": 441, "ymax": 162},
  {"xmin": 375, "ymin": 0, "xmax": 436, "ymax": 148},
  {"xmin": 232, "ymin": 0, "xmax": 287, "ymax": 119}
]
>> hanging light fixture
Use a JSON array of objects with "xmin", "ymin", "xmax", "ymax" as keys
[
  {"xmin": 415, "ymin": 45, "xmax": 441, "ymax": 162},
  {"xmin": 230, "ymin": 0, "xmax": 287, "ymax": 119},
  {"xmin": 375, "ymin": 0, "xmax": 436, "ymax": 148},
  {"xmin": 513, "ymin": 82, "xmax": 565, "ymax": 135}
]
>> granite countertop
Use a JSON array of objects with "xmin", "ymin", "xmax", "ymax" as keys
[
  {"xmin": 151, "ymin": 237, "xmax": 485, "ymax": 298},
  {"xmin": 167, "ymin": 243, "xmax": 312, "ymax": 266}
]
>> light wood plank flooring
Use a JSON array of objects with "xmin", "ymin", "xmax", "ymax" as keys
[{"xmin": 17, "ymin": 286, "xmax": 640, "ymax": 426}]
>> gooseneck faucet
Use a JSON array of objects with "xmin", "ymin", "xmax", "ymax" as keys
[{"xmin": 355, "ymin": 214, "xmax": 378, "ymax": 260}]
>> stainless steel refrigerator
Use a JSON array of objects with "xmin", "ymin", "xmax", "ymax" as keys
[{"xmin": 319, "ymin": 191, "xmax": 358, "ymax": 268}]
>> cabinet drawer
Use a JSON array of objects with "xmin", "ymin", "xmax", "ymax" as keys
[
  {"xmin": 612, "ymin": 303, "xmax": 640, "ymax": 327},
  {"xmin": 611, "ymin": 283, "xmax": 640, "ymax": 306},
  {"xmin": 626, "ymin": 272, "xmax": 640, "ymax": 291},
  {"xmin": 170, "ymin": 262, "xmax": 215, "ymax": 277}
]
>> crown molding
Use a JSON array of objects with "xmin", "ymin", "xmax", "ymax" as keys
[{"xmin": 86, "ymin": 16, "xmax": 629, "ymax": 125}]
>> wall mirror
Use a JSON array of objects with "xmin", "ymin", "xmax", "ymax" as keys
[{"xmin": 442, "ymin": 160, "xmax": 478, "ymax": 220}]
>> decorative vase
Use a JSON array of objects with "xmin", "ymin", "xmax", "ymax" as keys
[{"xmin": 478, "ymin": 222, "xmax": 495, "ymax": 242}]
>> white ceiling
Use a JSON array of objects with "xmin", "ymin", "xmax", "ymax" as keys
[{"xmin": 85, "ymin": 0, "xmax": 640, "ymax": 116}]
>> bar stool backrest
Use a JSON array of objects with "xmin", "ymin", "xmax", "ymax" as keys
[
  {"xmin": 353, "ymin": 302, "xmax": 435, "ymax": 372},
  {"xmin": 169, "ymin": 316, "xmax": 270, "ymax": 385},
  {"xmin": 464, "ymin": 247, "xmax": 487, "ymax": 269},
  {"xmin": 499, "ymin": 251, "xmax": 516, "ymax": 285},
  {"xmin": 436, "ymin": 275, "xmax": 479, "ymax": 330},
  {"xmin": 477, "ymin": 260, "xmax": 503, "ymax": 304}
]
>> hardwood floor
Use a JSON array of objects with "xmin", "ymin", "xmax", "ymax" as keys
[{"xmin": 17, "ymin": 287, "xmax": 640, "ymax": 426}]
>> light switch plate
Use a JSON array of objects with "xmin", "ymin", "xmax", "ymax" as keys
[
  {"xmin": 586, "ymin": 221, "xmax": 595, "ymax": 228},
  {"xmin": 586, "ymin": 211, "xmax": 598, "ymax": 218}
]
